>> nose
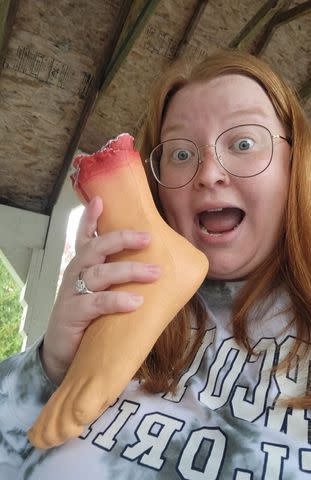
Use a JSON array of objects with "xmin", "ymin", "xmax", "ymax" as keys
[{"xmin": 193, "ymin": 144, "xmax": 230, "ymax": 190}]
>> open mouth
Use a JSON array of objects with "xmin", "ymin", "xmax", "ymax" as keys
[{"xmin": 197, "ymin": 207, "xmax": 245, "ymax": 236}]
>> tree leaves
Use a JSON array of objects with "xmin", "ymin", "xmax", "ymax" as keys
[{"xmin": 0, "ymin": 258, "xmax": 23, "ymax": 361}]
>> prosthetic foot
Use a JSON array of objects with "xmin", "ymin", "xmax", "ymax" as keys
[{"xmin": 28, "ymin": 133, "xmax": 208, "ymax": 448}]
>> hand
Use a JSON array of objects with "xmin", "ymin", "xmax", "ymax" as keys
[{"xmin": 40, "ymin": 196, "xmax": 161, "ymax": 385}]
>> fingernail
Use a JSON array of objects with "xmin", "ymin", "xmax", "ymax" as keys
[
  {"xmin": 137, "ymin": 232, "xmax": 151, "ymax": 242},
  {"xmin": 146, "ymin": 264, "xmax": 161, "ymax": 276},
  {"xmin": 129, "ymin": 295, "xmax": 144, "ymax": 308}
]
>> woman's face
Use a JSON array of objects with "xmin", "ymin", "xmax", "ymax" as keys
[{"xmin": 158, "ymin": 74, "xmax": 291, "ymax": 280}]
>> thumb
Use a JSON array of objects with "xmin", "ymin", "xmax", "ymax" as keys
[{"xmin": 75, "ymin": 196, "xmax": 103, "ymax": 251}]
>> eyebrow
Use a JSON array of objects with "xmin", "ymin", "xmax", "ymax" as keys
[
  {"xmin": 226, "ymin": 106, "xmax": 270, "ymax": 120},
  {"xmin": 161, "ymin": 107, "xmax": 270, "ymax": 139},
  {"xmin": 161, "ymin": 124, "xmax": 185, "ymax": 138}
]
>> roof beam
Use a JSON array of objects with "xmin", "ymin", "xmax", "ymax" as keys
[
  {"xmin": 45, "ymin": 1, "xmax": 136, "ymax": 214},
  {"xmin": 229, "ymin": 0, "xmax": 291, "ymax": 53},
  {"xmin": 0, "ymin": 0, "xmax": 19, "ymax": 72},
  {"xmin": 274, "ymin": 0, "xmax": 311, "ymax": 25},
  {"xmin": 230, "ymin": 0, "xmax": 311, "ymax": 56},
  {"xmin": 132, "ymin": 0, "xmax": 209, "ymax": 134},
  {"xmin": 97, "ymin": 0, "xmax": 160, "ymax": 95},
  {"xmin": 252, "ymin": 1, "xmax": 311, "ymax": 55},
  {"xmin": 299, "ymin": 79, "xmax": 311, "ymax": 101},
  {"xmin": 46, "ymin": 0, "xmax": 160, "ymax": 215},
  {"xmin": 174, "ymin": 0, "xmax": 209, "ymax": 58}
]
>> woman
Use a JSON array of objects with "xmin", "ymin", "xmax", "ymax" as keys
[{"xmin": 1, "ymin": 50, "xmax": 310, "ymax": 479}]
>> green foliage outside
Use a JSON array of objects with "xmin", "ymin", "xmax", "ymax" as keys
[{"xmin": 0, "ymin": 257, "xmax": 23, "ymax": 361}]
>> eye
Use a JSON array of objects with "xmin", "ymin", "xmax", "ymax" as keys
[
  {"xmin": 172, "ymin": 149, "xmax": 192, "ymax": 162},
  {"xmin": 233, "ymin": 138, "xmax": 254, "ymax": 152}
]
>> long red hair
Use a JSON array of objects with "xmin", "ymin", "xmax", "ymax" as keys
[{"xmin": 135, "ymin": 50, "xmax": 311, "ymax": 407}]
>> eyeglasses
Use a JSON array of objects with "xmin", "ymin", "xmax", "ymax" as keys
[{"xmin": 146, "ymin": 124, "xmax": 291, "ymax": 189}]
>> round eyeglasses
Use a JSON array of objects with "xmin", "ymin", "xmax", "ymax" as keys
[{"xmin": 146, "ymin": 124, "xmax": 291, "ymax": 189}]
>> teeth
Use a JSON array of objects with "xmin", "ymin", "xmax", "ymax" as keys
[
  {"xmin": 199, "ymin": 208, "xmax": 224, "ymax": 236},
  {"xmin": 199, "ymin": 220, "xmax": 240, "ymax": 236},
  {"xmin": 199, "ymin": 223, "xmax": 222, "ymax": 236}
]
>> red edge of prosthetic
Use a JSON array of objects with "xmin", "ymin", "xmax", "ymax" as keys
[{"xmin": 70, "ymin": 133, "xmax": 141, "ymax": 203}]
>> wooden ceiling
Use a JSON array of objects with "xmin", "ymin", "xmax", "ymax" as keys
[{"xmin": 0, "ymin": 0, "xmax": 310, "ymax": 215}]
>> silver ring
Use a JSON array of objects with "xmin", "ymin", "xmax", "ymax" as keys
[{"xmin": 74, "ymin": 270, "xmax": 93, "ymax": 295}]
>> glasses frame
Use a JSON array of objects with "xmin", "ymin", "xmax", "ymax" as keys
[{"xmin": 145, "ymin": 123, "xmax": 291, "ymax": 189}]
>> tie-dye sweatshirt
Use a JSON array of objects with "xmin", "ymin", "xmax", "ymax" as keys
[{"xmin": 0, "ymin": 281, "xmax": 310, "ymax": 479}]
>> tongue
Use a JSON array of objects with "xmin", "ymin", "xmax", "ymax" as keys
[{"xmin": 199, "ymin": 208, "xmax": 244, "ymax": 234}]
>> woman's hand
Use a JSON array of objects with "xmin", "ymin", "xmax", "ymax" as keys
[{"xmin": 40, "ymin": 196, "xmax": 161, "ymax": 385}]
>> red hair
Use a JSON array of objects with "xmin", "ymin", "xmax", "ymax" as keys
[{"xmin": 136, "ymin": 50, "xmax": 311, "ymax": 406}]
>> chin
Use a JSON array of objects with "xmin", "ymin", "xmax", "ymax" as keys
[
  {"xmin": 207, "ymin": 272, "xmax": 248, "ymax": 282},
  {"xmin": 205, "ymin": 259, "xmax": 250, "ymax": 281}
]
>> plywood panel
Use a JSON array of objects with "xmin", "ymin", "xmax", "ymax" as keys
[
  {"xmin": 79, "ymin": 0, "xmax": 199, "ymax": 152},
  {"xmin": 0, "ymin": 0, "xmax": 123, "ymax": 212},
  {"xmin": 263, "ymin": 11, "xmax": 311, "ymax": 91},
  {"xmin": 0, "ymin": 0, "xmax": 310, "ymax": 213}
]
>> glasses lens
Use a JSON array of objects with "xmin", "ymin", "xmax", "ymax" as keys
[
  {"xmin": 216, "ymin": 125, "xmax": 273, "ymax": 177},
  {"xmin": 150, "ymin": 139, "xmax": 199, "ymax": 188}
]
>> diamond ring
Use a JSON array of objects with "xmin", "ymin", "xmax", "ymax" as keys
[{"xmin": 74, "ymin": 270, "xmax": 93, "ymax": 295}]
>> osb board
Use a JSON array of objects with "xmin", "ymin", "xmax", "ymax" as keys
[
  {"xmin": 0, "ymin": 0, "xmax": 123, "ymax": 212},
  {"xmin": 179, "ymin": 0, "xmax": 263, "ymax": 58},
  {"xmin": 79, "ymin": 0, "xmax": 200, "ymax": 152},
  {"xmin": 183, "ymin": 2, "xmax": 311, "ymax": 109},
  {"xmin": 0, "ymin": 0, "xmax": 310, "ymax": 215},
  {"xmin": 80, "ymin": 0, "xmax": 310, "ymax": 155},
  {"xmin": 262, "ymin": 11, "xmax": 311, "ymax": 92}
]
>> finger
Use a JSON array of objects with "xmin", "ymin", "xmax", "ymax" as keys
[
  {"xmin": 69, "ymin": 291, "xmax": 145, "ymax": 328},
  {"xmin": 82, "ymin": 262, "xmax": 161, "ymax": 292},
  {"xmin": 72, "ymin": 230, "xmax": 152, "ymax": 271},
  {"xmin": 75, "ymin": 196, "xmax": 103, "ymax": 251}
]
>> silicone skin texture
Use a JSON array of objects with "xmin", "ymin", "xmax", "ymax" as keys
[{"xmin": 28, "ymin": 134, "xmax": 209, "ymax": 449}]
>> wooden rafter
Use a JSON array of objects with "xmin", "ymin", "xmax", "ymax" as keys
[
  {"xmin": 229, "ymin": 0, "xmax": 291, "ymax": 53},
  {"xmin": 274, "ymin": 0, "xmax": 311, "ymax": 25},
  {"xmin": 45, "ymin": 0, "xmax": 134, "ymax": 214},
  {"xmin": 46, "ymin": 0, "xmax": 160, "ymax": 214},
  {"xmin": 97, "ymin": 0, "xmax": 161, "ymax": 96},
  {"xmin": 299, "ymin": 79, "xmax": 311, "ymax": 101},
  {"xmin": 131, "ymin": 0, "xmax": 209, "ymax": 135},
  {"xmin": 0, "ymin": 0, "xmax": 19, "ymax": 72},
  {"xmin": 174, "ymin": 0, "xmax": 209, "ymax": 58},
  {"xmin": 252, "ymin": 1, "xmax": 311, "ymax": 55}
]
